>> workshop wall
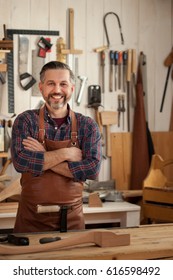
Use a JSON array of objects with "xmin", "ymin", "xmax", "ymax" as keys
[{"xmin": 0, "ymin": 0, "xmax": 172, "ymax": 181}]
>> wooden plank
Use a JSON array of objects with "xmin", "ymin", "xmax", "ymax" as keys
[
  {"xmin": 143, "ymin": 204, "xmax": 173, "ymax": 222},
  {"xmin": 111, "ymin": 131, "xmax": 173, "ymax": 190},
  {"xmin": 143, "ymin": 188, "xmax": 173, "ymax": 204},
  {"xmin": 1, "ymin": 224, "xmax": 173, "ymax": 260},
  {"xmin": 111, "ymin": 132, "xmax": 132, "ymax": 190}
]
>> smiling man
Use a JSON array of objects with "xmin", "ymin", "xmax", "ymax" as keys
[{"xmin": 11, "ymin": 61, "xmax": 102, "ymax": 233}]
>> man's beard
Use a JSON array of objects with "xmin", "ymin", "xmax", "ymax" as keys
[{"xmin": 47, "ymin": 93, "xmax": 67, "ymax": 110}]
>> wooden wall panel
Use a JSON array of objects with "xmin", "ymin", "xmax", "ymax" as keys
[
  {"xmin": 0, "ymin": 0, "xmax": 172, "ymax": 182},
  {"xmin": 111, "ymin": 132, "xmax": 173, "ymax": 190}
]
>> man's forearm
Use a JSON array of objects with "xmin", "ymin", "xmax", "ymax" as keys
[
  {"xmin": 43, "ymin": 150, "xmax": 74, "ymax": 178},
  {"xmin": 43, "ymin": 149, "xmax": 68, "ymax": 170},
  {"xmin": 51, "ymin": 162, "xmax": 74, "ymax": 178}
]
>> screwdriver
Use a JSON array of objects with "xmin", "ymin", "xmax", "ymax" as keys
[
  {"xmin": 114, "ymin": 51, "xmax": 119, "ymax": 91},
  {"xmin": 109, "ymin": 50, "xmax": 114, "ymax": 92},
  {"xmin": 118, "ymin": 51, "xmax": 122, "ymax": 90},
  {"xmin": 122, "ymin": 51, "xmax": 128, "ymax": 92}
]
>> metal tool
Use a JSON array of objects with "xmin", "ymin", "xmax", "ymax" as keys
[
  {"xmin": 88, "ymin": 85, "xmax": 102, "ymax": 134},
  {"xmin": 126, "ymin": 49, "xmax": 132, "ymax": 131},
  {"xmin": 103, "ymin": 12, "xmax": 124, "ymax": 47},
  {"xmin": 18, "ymin": 35, "xmax": 36, "ymax": 91},
  {"xmin": 117, "ymin": 94, "xmax": 121, "ymax": 127},
  {"xmin": 100, "ymin": 50, "xmax": 105, "ymax": 93},
  {"xmin": 6, "ymin": 29, "xmax": 59, "ymax": 113},
  {"xmin": 114, "ymin": 51, "xmax": 119, "ymax": 91},
  {"xmin": 121, "ymin": 94, "xmax": 126, "ymax": 130},
  {"xmin": 109, "ymin": 50, "xmax": 114, "ymax": 92},
  {"xmin": 76, "ymin": 75, "xmax": 88, "ymax": 105},
  {"xmin": 160, "ymin": 66, "xmax": 172, "ymax": 112},
  {"xmin": 131, "ymin": 49, "xmax": 137, "ymax": 107},
  {"xmin": 118, "ymin": 51, "xmax": 122, "ymax": 90},
  {"xmin": 122, "ymin": 51, "xmax": 128, "ymax": 92},
  {"xmin": 32, "ymin": 49, "xmax": 45, "ymax": 96},
  {"xmin": 37, "ymin": 37, "xmax": 53, "ymax": 58},
  {"xmin": 117, "ymin": 94, "xmax": 126, "ymax": 129},
  {"xmin": 139, "ymin": 52, "xmax": 148, "ymax": 120},
  {"xmin": 160, "ymin": 47, "xmax": 173, "ymax": 112}
]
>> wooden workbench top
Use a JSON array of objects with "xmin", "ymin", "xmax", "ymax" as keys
[{"xmin": 1, "ymin": 223, "xmax": 173, "ymax": 260}]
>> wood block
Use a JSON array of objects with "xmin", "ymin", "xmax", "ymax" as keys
[
  {"xmin": 88, "ymin": 192, "xmax": 102, "ymax": 207},
  {"xmin": 0, "ymin": 64, "xmax": 7, "ymax": 72}
]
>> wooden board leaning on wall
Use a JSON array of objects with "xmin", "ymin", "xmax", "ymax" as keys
[{"xmin": 111, "ymin": 132, "xmax": 173, "ymax": 190}]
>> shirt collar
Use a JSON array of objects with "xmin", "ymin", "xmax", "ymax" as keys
[{"xmin": 43, "ymin": 103, "xmax": 72, "ymax": 124}]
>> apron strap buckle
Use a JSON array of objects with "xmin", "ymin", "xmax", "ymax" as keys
[{"xmin": 71, "ymin": 132, "xmax": 78, "ymax": 146}]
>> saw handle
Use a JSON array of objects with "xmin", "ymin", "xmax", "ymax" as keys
[{"xmin": 20, "ymin": 72, "xmax": 36, "ymax": 90}]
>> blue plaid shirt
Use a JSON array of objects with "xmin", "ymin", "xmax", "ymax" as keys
[{"xmin": 11, "ymin": 105, "xmax": 102, "ymax": 181}]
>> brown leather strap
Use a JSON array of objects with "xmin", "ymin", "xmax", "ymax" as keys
[
  {"xmin": 38, "ymin": 104, "xmax": 78, "ymax": 145},
  {"xmin": 38, "ymin": 105, "xmax": 45, "ymax": 143}
]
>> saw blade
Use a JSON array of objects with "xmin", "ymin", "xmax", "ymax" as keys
[{"xmin": 18, "ymin": 35, "xmax": 29, "ymax": 74}]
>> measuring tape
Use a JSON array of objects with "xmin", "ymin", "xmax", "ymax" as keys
[{"xmin": 6, "ymin": 29, "xmax": 59, "ymax": 113}]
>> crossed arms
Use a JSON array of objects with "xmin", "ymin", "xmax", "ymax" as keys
[{"xmin": 22, "ymin": 137, "xmax": 82, "ymax": 178}]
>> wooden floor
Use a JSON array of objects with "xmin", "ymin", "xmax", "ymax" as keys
[{"xmin": 1, "ymin": 223, "xmax": 173, "ymax": 260}]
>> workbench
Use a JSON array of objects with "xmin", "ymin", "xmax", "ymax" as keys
[
  {"xmin": 0, "ymin": 224, "xmax": 173, "ymax": 260},
  {"xmin": 0, "ymin": 201, "xmax": 140, "ymax": 229}
]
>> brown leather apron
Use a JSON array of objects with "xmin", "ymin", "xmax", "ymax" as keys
[{"xmin": 14, "ymin": 106, "xmax": 85, "ymax": 233}]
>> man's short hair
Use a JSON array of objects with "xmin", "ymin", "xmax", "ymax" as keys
[{"xmin": 40, "ymin": 61, "xmax": 75, "ymax": 83}]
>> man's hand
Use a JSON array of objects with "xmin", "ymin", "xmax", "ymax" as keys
[
  {"xmin": 22, "ymin": 137, "xmax": 46, "ymax": 152},
  {"xmin": 65, "ymin": 146, "xmax": 83, "ymax": 162},
  {"xmin": 23, "ymin": 136, "xmax": 83, "ymax": 162}
]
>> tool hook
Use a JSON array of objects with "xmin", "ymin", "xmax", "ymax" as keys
[{"xmin": 103, "ymin": 12, "xmax": 124, "ymax": 46}]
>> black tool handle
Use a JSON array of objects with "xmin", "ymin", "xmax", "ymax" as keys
[
  {"xmin": 8, "ymin": 234, "xmax": 29, "ymax": 246},
  {"xmin": 39, "ymin": 237, "xmax": 61, "ymax": 244},
  {"xmin": 20, "ymin": 72, "xmax": 36, "ymax": 90}
]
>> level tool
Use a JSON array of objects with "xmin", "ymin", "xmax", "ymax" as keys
[{"xmin": 6, "ymin": 29, "xmax": 59, "ymax": 113}]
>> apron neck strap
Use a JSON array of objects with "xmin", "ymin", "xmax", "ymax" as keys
[{"xmin": 38, "ymin": 104, "xmax": 78, "ymax": 145}]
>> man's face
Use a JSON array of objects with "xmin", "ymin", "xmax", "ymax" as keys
[{"xmin": 39, "ymin": 69, "xmax": 74, "ymax": 110}]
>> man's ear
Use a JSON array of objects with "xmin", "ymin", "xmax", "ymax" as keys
[
  {"xmin": 39, "ymin": 82, "xmax": 42, "ymax": 92},
  {"xmin": 71, "ymin": 84, "xmax": 75, "ymax": 93}
]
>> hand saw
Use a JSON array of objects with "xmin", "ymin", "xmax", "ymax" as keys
[{"xmin": 18, "ymin": 35, "xmax": 36, "ymax": 90}]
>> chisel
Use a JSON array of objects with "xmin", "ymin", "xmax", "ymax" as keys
[
  {"xmin": 118, "ymin": 51, "xmax": 122, "ymax": 90},
  {"xmin": 109, "ymin": 50, "xmax": 114, "ymax": 92},
  {"xmin": 122, "ymin": 51, "xmax": 127, "ymax": 92},
  {"xmin": 131, "ymin": 49, "xmax": 137, "ymax": 107},
  {"xmin": 126, "ymin": 49, "xmax": 132, "ymax": 131},
  {"xmin": 100, "ymin": 50, "xmax": 105, "ymax": 93},
  {"xmin": 121, "ymin": 94, "xmax": 126, "ymax": 130},
  {"xmin": 117, "ymin": 94, "xmax": 121, "ymax": 127},
  {"xmin": 114, "ymin": 51, "xmax": 119, "ymax": 91}
]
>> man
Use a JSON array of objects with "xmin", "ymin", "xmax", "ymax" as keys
[{"xmin": 11, "ymin": 61, "xmax": 102, "ymax": 233}]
